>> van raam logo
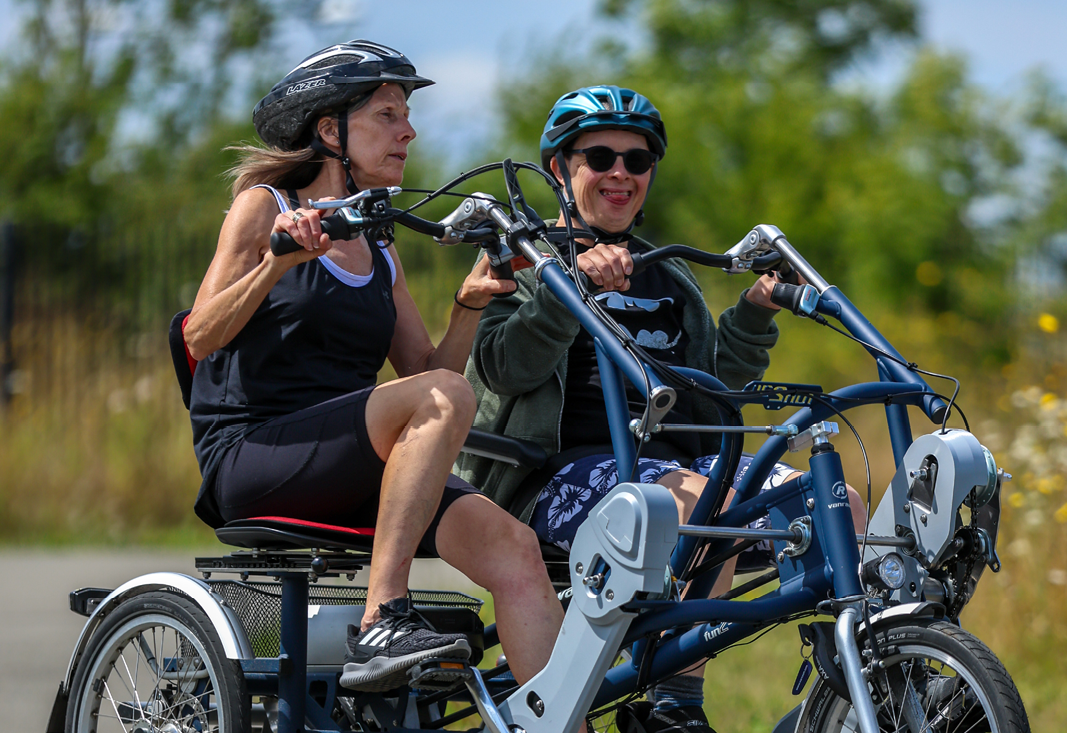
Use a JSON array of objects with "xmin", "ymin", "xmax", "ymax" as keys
[
  {"xmin": 831, "ymin": 481, "xmax": 848, "ymax": 500},
  {"xmin": 702, "ymin": 621, "xmax": 730, "ymax": 643},
  {"xmin": 286, "ymin": 78, "xmax": 326, "ymax": 96}
]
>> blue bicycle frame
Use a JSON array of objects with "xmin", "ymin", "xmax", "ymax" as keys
[{"xmin": 525, "ymin": 243, "xmax": 948, "ymax": 710}]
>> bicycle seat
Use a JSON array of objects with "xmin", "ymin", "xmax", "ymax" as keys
[{"xmin": 215, "ymin": 516, "xmax": 433, "ymax": 558}]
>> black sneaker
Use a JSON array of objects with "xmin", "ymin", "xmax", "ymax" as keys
[
  {"xmin": 645, "ymin": 705, "xmax": 718, "ymax": 733},
  {"xmin": 617, "ymin": 701, "xmax": 718, "ymax": 733},
  {"xmin": 339, "ymin": 597, "xmax": 471, "ymax": 692}
]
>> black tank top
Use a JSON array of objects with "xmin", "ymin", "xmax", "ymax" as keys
[{"xmin": 190, "ymin": 186, "xmax": 397, "ymax": 517}]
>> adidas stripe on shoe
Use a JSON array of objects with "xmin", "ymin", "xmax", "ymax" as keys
[{"xmin": 339, "ymin": 597, "xmax": 471, "ymax": 692}]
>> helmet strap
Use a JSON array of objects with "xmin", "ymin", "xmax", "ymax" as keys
[
  {"xmin": 554, "ymin": 150, "xmax": 636, "ymax": 246},
  {"xmin": 310, "ymin": 109, "xmax": 360, "ymax": 196}
]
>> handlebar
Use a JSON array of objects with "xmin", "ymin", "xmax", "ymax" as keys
[
  {"xmin": 629, "ymin": 245, "xmax": 782, "ymax": 277},
  {"xmin": 270, "ymin": 207, "xmax": 459, "ymax": 256},
  {"xmin": 264, "ymin": 169, "xmax": 951, "ymax": 426},
  {"xmin": 270, "ymin": 211, "xmax": 353, "ymax": 256}
]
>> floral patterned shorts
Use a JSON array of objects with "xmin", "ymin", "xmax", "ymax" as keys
[{"xmin": 530, "ymin": 453, "xmax": 798, "ymax": 565}]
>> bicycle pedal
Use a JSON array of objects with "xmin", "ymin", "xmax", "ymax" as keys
[{"xmin": 407, "ymin": 658, "xmax": 473, "ymax": 690}]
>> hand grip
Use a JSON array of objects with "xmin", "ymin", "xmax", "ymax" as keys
[
  {"xmin": 771, "ymin": 282, "xmax": 806, "ymax": 314},
  {"xmin": 490, "ymin": 259, "xmax": 515, "ymax": 299},
  {"xmin": 269, "ymin": 214, "xmax": 346, "ymax": 256},
  {"xmin": 629, "ymin": 251, "xmax": 647, "ymax": 277}
]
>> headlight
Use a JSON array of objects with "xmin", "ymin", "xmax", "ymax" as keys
[
  {"xmin": 862, "ymin": 552, "xmax": 907, "ymax": 592},
  {"xmin": 966, "ymin": 446, "xmax": 999, "ymax": 508},
  {"xmin": 877, "ymin": 553, "xmax": 907, "ymax": 590}
]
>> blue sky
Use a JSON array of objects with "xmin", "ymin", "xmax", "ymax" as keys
[
  {"xmin": 4, "ymin": 0, "xmax": 1066, "ymax": 162},
  {"xmin": 332, "ymin": 0, "xmax": 1067, "ymax": 163}
]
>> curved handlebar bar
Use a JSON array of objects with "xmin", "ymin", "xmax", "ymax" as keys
[
  {"xmin": 629, "ymin": 245, "xmax": 782, "ymax": 277},
  {"xmin": 270, "ymin": 208, "xmax": 455, "ymax": 256}
]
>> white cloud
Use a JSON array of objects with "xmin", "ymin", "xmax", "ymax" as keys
[{"xmin": 317, "ymin": 0, "xmax": 364, "ymax": 25}]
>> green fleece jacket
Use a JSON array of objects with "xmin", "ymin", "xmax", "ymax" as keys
[{"xmin": 455, "ymin": 240, "xmax": 780, "ymax": 522}]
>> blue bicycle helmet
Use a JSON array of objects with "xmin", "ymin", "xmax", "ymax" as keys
[{"xmin": 540, "ymin": 85, "xmax": 667, "ymax": 171}]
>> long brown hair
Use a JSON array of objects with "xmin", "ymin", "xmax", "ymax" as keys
[{"xmin": 225, "ymin": 143, "xmax": 323, "ymax": 200}]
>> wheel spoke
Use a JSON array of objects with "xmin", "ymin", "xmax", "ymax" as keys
[
  {"xmin": 100, "ymin": 678, "xmax": 133, "ymax": 733},
  {"xmin": 802, "ymin": 623, "xmax": 1022, "ymax": 733},
  {"xmin": 118, "ymin": 645, "xmax": 147, "ymax": 726}
]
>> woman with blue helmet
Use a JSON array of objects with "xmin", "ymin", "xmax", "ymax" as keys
[{"xmin": 457, "ymin": 85, "xmax": 865, "ymax": 732}]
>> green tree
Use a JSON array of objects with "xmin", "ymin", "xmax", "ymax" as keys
[{"xmin": 494, "ymin": 0, "xmax": 1066, "ymax": 370}]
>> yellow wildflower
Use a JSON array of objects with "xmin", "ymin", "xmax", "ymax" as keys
[
  {"xmin": 1055, "ymin": 502, "xmax": 1067, "ymax": 523},
  {"xmin": 1038, "ymin": 313, "xmax": 1059, "ymax": 334}
]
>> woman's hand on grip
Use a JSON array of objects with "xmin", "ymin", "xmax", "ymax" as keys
[
  {"xmin": 577, "ymin": 243, "xmax": 632, "ymax": 292},
  {"xmin": 270, "ymin": 205, "xmax": 333, "ymax": 264},
  {"xmin": 456, "ymin": 254, "xmax": 518, "ymax": 310}
]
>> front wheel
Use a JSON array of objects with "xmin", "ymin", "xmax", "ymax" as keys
[
  {"xmin": 797, "ymin": 619, "xmax": 1028, "ymax": 733},
  {"xmin": 66, "ymin": 590, "xmax": 249, "ymax": 733}
]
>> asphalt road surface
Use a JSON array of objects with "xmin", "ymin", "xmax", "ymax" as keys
[{"xmin": 0, "ymin": 548, "xmax": 475, "ymax": 732}]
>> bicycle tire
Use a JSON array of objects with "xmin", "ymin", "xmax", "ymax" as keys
[
  {"xmin": 797, "ymin": 618, "xmax": 1028, "ymax": 733},
  {"xmin": 65, "ymin": 590, "xmax": 249, "ymax": 733}
]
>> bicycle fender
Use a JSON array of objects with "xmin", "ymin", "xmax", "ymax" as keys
[
  {"xmin": 798, "ymin": 622, "xmax": 851, "ymax": 703},
  {"xmin": 792, "ymin": 601, "xmax": 944, "ymax": 724},
  {"xmin": 61, "ymin": 572, "xmax": 253, "ymax": 693},
  {"xmin": 863, "ymin": 600, "xmax": 944, "ymax": 628}
]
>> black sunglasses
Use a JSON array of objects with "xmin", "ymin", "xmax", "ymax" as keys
[{"xmin": 570, "ymin": 146, "xmax": 657, "ymax": 175}]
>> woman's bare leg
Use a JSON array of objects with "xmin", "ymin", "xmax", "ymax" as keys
[
  {"xmin": 361, "ymin": 369, "xmax": 476, "ymax": 628},
  {"xmin": 435, "ymin": 493, "xmax": 563, "ymax": 685}
]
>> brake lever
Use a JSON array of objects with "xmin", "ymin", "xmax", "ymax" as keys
[
  {"xmin": 307, "ymin": 186, "xmax": 401, "ymax": 211},
  {"xmin": 436, "ymin": 193, "xmax": 498, "ymax": 245},
  {"xmin": 723, "ymin": 229, "xmax": 773, "ymax": 274}
]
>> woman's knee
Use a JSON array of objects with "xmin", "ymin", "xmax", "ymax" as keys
[
  {"xmin": 483, "ymin": 519, "xmax": 545, "ymax": 583},
  {"xmin": 846, "ymin": 485, "xmax": 867, "ymax": 531},
  {"xmin": 422, "ymin": 369, "xmax": 476, "ymax": 423},
  {"xmin": 657, "ymin": 468, "xmax": 726, "ymax": 522}
]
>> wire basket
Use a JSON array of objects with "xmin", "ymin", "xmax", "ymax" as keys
[{"xmin": 207, "ymin": 580, "xmax": 483, "ymax": 658}]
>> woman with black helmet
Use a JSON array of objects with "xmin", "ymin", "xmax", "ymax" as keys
[
  {"xmin": 458, "ymin": 85, "xmax": 865, "ymax": 732},
  {"xmin": 184, "ymin": 41, "xmax": 563, "ymax": 694}
]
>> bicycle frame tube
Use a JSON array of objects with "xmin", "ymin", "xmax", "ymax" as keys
[
  {"xmin": 594, "ymin": 569, "xmax": 828, "ymax": 707},
  {"xmin": 595, "ymin": 338, "xmax": 637, "ymax": 481},
  {"xmin": 737, "ymin": 382, "xmax": 934, "ymax": 506},
  {"xmin": 879, "ymin": 360, "xmax": 915, "ymax": 467},
  {"xmin": 537, "ymin": 261, "xmax": 666, "ymax": 401},
  {"xmin": 667, "ymin": 367, "xmax": 741, "ymax": 578}
]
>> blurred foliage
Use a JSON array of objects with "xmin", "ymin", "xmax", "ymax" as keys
[
  {"xmin": 501, "ymin": 0, "xmax": 1067, "ymax": 377},
  {"xmin": 0, "ymin": 0, "xmax": 1065, "ymax": 724}
]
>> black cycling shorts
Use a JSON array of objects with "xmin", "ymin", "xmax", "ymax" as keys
[{"xmin": 212, "ymin": 385, "xmax": 478, "ymax": 556}]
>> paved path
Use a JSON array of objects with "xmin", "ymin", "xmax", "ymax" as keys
[{"xmin": 0, "ymin": 548, "xmax": 475, "ymax": 731}]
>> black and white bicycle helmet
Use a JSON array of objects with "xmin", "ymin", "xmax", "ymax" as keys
[{"xmin": 254, "ymin": 40, "xmax": 434, "ymax": 152}]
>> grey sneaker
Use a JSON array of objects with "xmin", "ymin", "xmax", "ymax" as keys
[{"xmin": 339, "ymin": 597, "xmax": 471, "ymax": 692}]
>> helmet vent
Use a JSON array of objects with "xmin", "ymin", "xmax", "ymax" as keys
[
  {"xmin": 555, "ymin": 111, "xmax": 583, "ymax": 127},
  {"xmin": 307, "ymin": 54, "xmax": 365, "ymax": 71},
  {"xmin": 593, "ymin": 93, "xmax": 615, "ymax": 111}
]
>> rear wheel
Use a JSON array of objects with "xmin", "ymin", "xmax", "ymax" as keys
[
  {"xmin": 798, "ymin": 619, "xmax": 1028, "ymax": 733},
  {"xmin": 66, "ymin": 590, "xmax": 248, "ymax": 733}
]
